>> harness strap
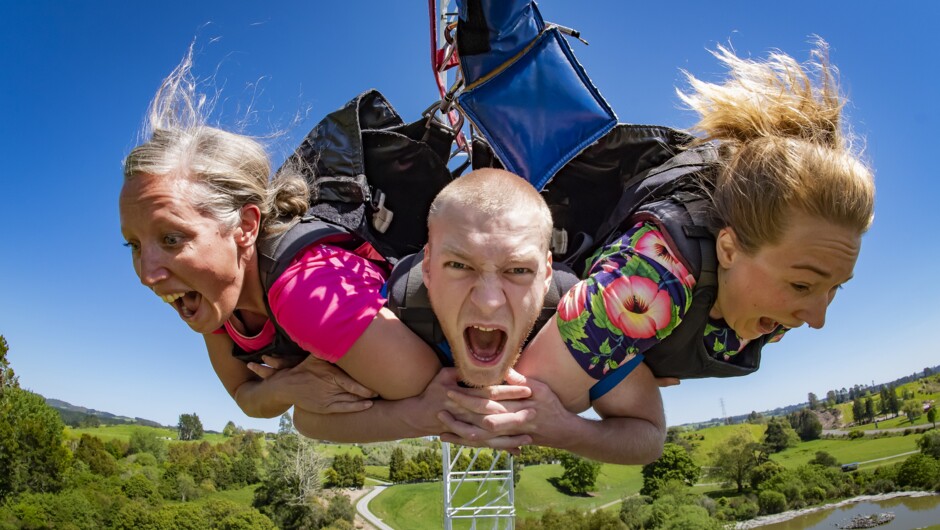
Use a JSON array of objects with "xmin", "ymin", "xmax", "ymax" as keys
[{"xmin": 588, "ymin": 353, "xmax": 645, "ymax": 402}]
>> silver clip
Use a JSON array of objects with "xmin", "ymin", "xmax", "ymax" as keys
[{"xmin": 372, "ymin": 191, "xmax": 394, "ymax": 234}]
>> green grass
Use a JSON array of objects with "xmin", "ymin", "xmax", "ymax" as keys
[
  {"xmin": 771, "ymin": 435, "xmax": 920, "ymax": 468},
  {"xmin": 681, "ymin": 423, "xmax": 766, "ymax": 460},
  {"xmin": 66, "ymin": 424, "xmax": 235, "ymax": 445},
  {"xmin": 370, "ymin": 482, "xmax": 443, "ymax": 530},
  {"xmin": 198, "ymin": 483, "xmax": 260, "ymax": 505},
  {"xmin": 66, "ymin": 424, "xmax": 178, "ymax": 442},
  {"xmin": 317, "ymin": 443, "xmax": 365, "ymax": 458},
  {"xmin": 366, "ymin": 465, "xmax": 389, "ymax": 481},
  {"xmin": 369, "ymin": 462, "xmax": 643, "ymax": 528}
]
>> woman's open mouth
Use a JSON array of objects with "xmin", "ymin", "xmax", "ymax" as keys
[
  {"xmin": 464, "ymin": 325, "xmax": 507, "ymax": 365},
  {"xmin": 161, "ymin": 291, "xmax": 201, "ymax": 320}
]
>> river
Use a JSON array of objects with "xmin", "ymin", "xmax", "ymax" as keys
[{"xmin": 736, "ymin": 492, "xmax": 940, "ymax": 530}]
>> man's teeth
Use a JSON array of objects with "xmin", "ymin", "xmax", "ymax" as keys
[
  {"xmin": 473, "ymin": 325, "xmax": 497, "ymax": 332},
  {"xmin": 160, "ymin": 292, "xmax": 185, "ymax": 304}
]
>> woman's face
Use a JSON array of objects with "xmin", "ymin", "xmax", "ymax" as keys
[
  {"xmin": 119, "ymin": 173, "xmax": 255, "ymax": 334},
  {"xmin": 713, "ymin": 209, "xmax": 862, "ymax": 341}
]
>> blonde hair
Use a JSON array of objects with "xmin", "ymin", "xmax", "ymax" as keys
[
  {"xmin": 678, "ymin": 40, "xmax": 875, "ymax": 253},
  {"xmin": 429, "ymin": 168, "xmax": 553, "ymax": 252},
  {"xmin": 122, "ymin": 46, "xmax": 308, "ymax": 238}
]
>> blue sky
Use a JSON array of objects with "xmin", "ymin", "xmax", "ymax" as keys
[{"xmin": 1, "ymin": 1, "xmax": 937, "ymax": 434}]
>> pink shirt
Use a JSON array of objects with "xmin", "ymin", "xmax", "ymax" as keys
[{"xmin": 223, "ymin": 241, "xmax": 389, "ymax": 363}]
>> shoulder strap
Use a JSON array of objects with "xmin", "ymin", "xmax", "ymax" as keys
[{"xmin": 231, "ymin": 217, "xmax": 354, "ymax": 364}]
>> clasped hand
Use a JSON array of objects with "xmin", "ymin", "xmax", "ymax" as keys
[{"xmin": 247, "ymin": 355, "xmax": 377, "ymax": 414}]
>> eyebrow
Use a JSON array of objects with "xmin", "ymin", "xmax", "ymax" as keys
[
  {"xmin": 792, "ymin": 264, "xmax": 855, "ymax": 283},
  {"xmin": 792, "ymin": 264, "xmax": 831, "ymax": 278}
]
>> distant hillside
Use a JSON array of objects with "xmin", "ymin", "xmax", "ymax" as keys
[
  {"xmin": 678, "ymin": 364, "xmax": 940, "ymax": 430},
  {"xmin": 44, "ymin": 397, "xmax": 168, "ymax": 429}
]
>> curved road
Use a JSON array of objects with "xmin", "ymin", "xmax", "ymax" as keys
[{"xmin": 356, "ymin": 486, "xmax": 394, "ymax": 530}]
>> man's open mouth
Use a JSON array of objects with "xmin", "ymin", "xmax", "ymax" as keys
[{"xmin": 464, "ymin": 325, "xmax": 507, "ymax": 364}]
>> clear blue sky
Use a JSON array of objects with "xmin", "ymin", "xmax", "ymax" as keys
[{"xmin": 2, "ymin": 1, "xmax": 937, "ymax": 433}]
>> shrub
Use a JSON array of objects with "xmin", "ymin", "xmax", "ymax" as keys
[
  {"xmin": 848, "ymin": 430, "xmax": 865, "ymax": 440},
  {"xmin": 758, "ymin": 490, "xmax": 788, "ymax": 514}
]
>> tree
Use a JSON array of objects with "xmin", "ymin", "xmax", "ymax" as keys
[
  {"xmin": 388, "ymin": 447, "xmax": 406, "ymax": 483},
  {"xmin": 178, "ymin": 413, "xmax": 204, "ymax": 441},
  {"xmin": 253, "ymin": 433, "xmax": 329, "ymax": 529},
  {"xmin": 278, "ymin": 412, "xmax": 294, "ymax": 435},
  {"xmin": 556, "ymin": 452, "xmax": 601, "ymax": 495},
  {"xmin": 223, "ymin": 421, "xmax": 240, "ymax": 437},
  {"xmin": 763, "ymin": 418, "xmax": 799, "ymax": 452},
  {"xmin": 864, "ymin": 397, "xmax": 876, "ymax": 423},
  {"xmin": 917, "ymin": 430, "xmax": 940, "ymax": 459},
  {"xmin": 902, "ymin": 400, "xmax": 923, "ymax": 423},
  {"xmin": 0, "ymin": 387, "xmax": 70, "ymax": 501},
  {"xmin": 640, "ymin": 443, "xmax": 701, "ymax": 497},
  {"xmin": 746, "ymin": 411, "xmax": 764, "ymax": 424},
  {"xmin": 896, "ymin": 454, "xmax": 940, "ymax": 490},
  {"xmin": 0, "ymin": 335, "xmax": 17, "ymax": 392},
  {"xmin": 325, "ymin": 454, "xmax": 365, "ymax": 488},
  {"xmin": 807, "ymin": 392, "xmax": 819, "ymax": 411},
  {"xmin": 128, "ymin": 429, "xmax": 167, "ymax": 461},
  {"xmin": 808, "ymin": 451, "xmax": 839, "ymax": 467},
  {"xmin": 709, "ymin": 430, "xmax": 763, "ymax": 492},
  {"xmin": 851, "ymin": 399, "xmax": 866, "ymax": 425},
  {"xmin": 928, "ymin": 407, "xmax": 937, "ymax": 428},
  {"xmin": 789, "ymin": 409, "xmax": 823, "ymax": 441},
  {"xmin": 74, "ymin": 433, "xmax": 119, "ymax": 476}
]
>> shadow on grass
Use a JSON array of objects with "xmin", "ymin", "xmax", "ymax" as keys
[{"xmin": 547, "ymin": 477, "xmax": 594, "ymax": 497}]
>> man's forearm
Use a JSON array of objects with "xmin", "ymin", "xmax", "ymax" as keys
[{"xmin": 538, "ymin": 414, "xmax": 665, "ymax": 465}]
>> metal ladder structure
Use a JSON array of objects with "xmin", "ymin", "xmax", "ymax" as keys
[{"xmin": 442, "ymin": 443, "xmax": 515, "ymax": 529}]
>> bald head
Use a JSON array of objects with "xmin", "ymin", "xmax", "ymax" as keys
[{"xmin": 428, "ymin": 168, "xmax": 553, "ymax": 253}]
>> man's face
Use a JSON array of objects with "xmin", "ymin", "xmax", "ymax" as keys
[{"xmin": 423, "ymin": 204, "xmax": 552, "ymax": 387}]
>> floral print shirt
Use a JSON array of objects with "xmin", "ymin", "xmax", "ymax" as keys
[{"xmin": 557, "ymin": 221, "xmax": 784, "ymax": 380}]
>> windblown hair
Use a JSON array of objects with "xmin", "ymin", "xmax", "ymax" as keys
[
  {"xmin": 678, "ymin": 40, "xmax": 875, "ymax": 253},
  {"xmin": 429, "ymin": 168, "xmax": 554, "ymax": 252},
  {"xmin": 122, "ymin": 46, "xmax": 308, "ymax": 238}
]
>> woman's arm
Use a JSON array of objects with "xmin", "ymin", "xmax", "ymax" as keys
[{"xmin": 205, "ymin": 333, "xmax": 377, "ymax": 418}]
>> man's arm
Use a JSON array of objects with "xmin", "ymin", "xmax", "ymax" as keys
[{"xmin": 440, "ymin": 320, "xmax": 666, "ymax": 465}]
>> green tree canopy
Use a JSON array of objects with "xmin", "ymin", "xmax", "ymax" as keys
[
  {"xmin": 709, "ymin": 430, "xmax": 764, "ymax": 493},
  {"xmin": 641, "ymin": 443, "xmax": 701, "ymax": 497},
  {"xmin": 556, "ymin": 452, "xmax": 601, "ymax": 495},
  {"xmin": 0, "ymin": 386, "xmax": 70, "ymax": 501},
  {"xmin": 178, "ymin": 413, "xmax": 204, "ymax": 441},
  {"xmin": 763, "ymin": 418, "xmax": 799, "ymax": 452}
]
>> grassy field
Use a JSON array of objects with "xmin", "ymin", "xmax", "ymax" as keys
[
  {"xmin": 771, "ymin": 434, "xmax": 920, "ymax": 468},
  {"xmin": 367, "ymin": 420, "xmax": 933, "ymax": 529},
  {"xmin": 680, "ymin": 423, "xmax": 766, "ymax": 460},
  {"xmin": 369, "ymin": 460, "xmax": 644, "ymax": 528},
  {"xmin": 66, "ymin": 424, "xmax": 178, "ymax": 442},
  {"xmin": 66, "ymin": 423, "xmax": 233, "ymax": 444}
]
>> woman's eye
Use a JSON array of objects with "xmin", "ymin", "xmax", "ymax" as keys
[
  {"xmin": 445, "ymin": 261, "xmax": 468, "ymax": 270},
  {"xmin": 790, "ymin": 283, "xmax": 810, "ymax": 293},
  {"xmin": 163, "ymin": 234, "xmax": 183, "ymax": 246},
  {"xmin": 123, "ymin": 241, "xmax": 140, "ymax": 253}
]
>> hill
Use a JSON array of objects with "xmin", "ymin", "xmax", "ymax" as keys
[{"xmin": 44, "ymin": 396, "xmax": 168, "ymax": 429}]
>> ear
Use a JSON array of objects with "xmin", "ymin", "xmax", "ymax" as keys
[
  {"xmin": 715, "ymin": 226, "xmax": 739, "ymax": 268},
  {"xmin": 421, "ymin": 244, "xmax": 431, "ymax": 289},
  {"xmin": 542, "ymin": 251, "xmax": 554, "ymax": 293},
  {"xmin": 235, "ymin": 203, "xmax": 262, "ymax": 248}
]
